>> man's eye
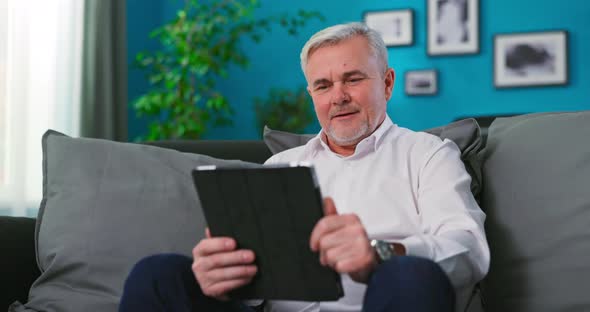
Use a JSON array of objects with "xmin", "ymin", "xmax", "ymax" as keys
[
  {"xmin": 346, "ymin": 77, "xmax": 365, "ymax": 84},
  {"xmin": 315, "ymin": 85, "xmax": 328, "ymax": 91}
]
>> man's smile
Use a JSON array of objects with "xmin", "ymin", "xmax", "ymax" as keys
[{"xmin": 330, "ymin": 110, "xmax": 360, "ymax": 120}]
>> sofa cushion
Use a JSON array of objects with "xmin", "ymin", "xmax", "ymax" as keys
[
  {"xmin": 0, "ymin": 217, "xmax": 40, "ymax": 309},
  {"xmin": 263, "ymin": 126, "xmax": 315, "ymax": 155},
  {"xmin": 146, "ymin": 140, "xmax": 272, "ymax": 164},
  {"xmin": 480, "ymin": 111, "xmax": 590, "ymax": 312},
  {"xmin": 9, "ymin": 130, "xmax": 259, "ymax": 312},
  {"xmin": 264, "ymin": 118, "xmax": 484, "ymax": 198}
]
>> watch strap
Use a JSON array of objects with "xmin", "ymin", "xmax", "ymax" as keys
[{"xmin": 370, "ymin": 239, "xmax": 395, "ymax": 263}]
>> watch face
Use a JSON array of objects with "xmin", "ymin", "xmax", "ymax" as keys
[{"xmin": 372, "ymin": 240, "xmax": 394, "ymax": 262}]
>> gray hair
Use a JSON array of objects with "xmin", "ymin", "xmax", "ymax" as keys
[{"xmin": 300, "ymin": 22, "xmax": 388, "ymax": 75}]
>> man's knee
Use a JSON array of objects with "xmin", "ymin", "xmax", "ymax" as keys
[
  {"xmin": 120, "ymin": 254, "xmax": 210, "ymax": 311},
  {"xmin": 125, "ymin": 253, "xmax": 193, "ymax": 288},
  {"xmin": 371, "ymin": 256, "xmax": 451, "ymax": 286},
  {"xmin": 365, "ymin": 256, "xmax": 455, "ymax": 312}
]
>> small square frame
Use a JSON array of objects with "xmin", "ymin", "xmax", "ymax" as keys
[
  {"xmin": 427, "ymin": 0, "xmax": 479, "ymax": 55},
  {"xmin": 364, "ymin": 9, "xmax": 414, "ymax": 47},
  {"xmin": 405, "ymin": 70, "xmax": 438, "ymax": 96},
  {"xmin": 494, "ymin": 30, "xmax": 568, "ymax": 88}
]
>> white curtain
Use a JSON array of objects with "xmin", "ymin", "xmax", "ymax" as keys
[{"xmin": 0, "ymin": 0, "xmax": 84, "ymax": 217}]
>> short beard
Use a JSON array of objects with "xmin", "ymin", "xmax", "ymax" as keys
[{"xmin": 325, "ymin": 121, "xmax": 370, "ymax": 146}]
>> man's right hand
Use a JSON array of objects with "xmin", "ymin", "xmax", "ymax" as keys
[{"xmin": 192, "ymin": 228, "xmax": 257, "ymax": 300}]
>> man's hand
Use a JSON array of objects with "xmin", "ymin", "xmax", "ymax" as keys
[
  {"xmin": 310, "ymin": 198, "xmax": 378, "ymax": 283},
  {"xmin": 192, "ymin": 228, "xmax": 257, "ymax": 300}
]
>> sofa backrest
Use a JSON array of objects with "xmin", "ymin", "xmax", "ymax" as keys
[
  {"xmin": 0, "ymin": 216, "xmax": 40, "ymax": 309},
  {"xmin": 480, "ymin": 110, "xmax": 590, "ymax": 312},
  {"xmin": 146, "ymin": 140, "xmax": 272, "ymax": 164}
]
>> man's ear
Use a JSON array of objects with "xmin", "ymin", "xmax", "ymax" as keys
[{"xmin": 384, "ymin": 68, "xmax": 395, "ymax": 101}]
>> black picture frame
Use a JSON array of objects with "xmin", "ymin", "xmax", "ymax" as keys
[
  {"xmin": 427, "ymin": 0, "xmax": 479, "ymax": 56},
  {"xmin": 364, "ymin": 9, "xmax": 414, "ymax": 47},
  {"xmin": 405, "ymin": 70, "xmax": 438, "ymax": 96},
  {"xmin": 494, "ymin": 30, "xmax": 569, "ymax": 88}
]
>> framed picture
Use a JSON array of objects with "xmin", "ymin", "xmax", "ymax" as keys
[
  {"xmin": 494, "ymin": 31, "xmax": 568, "ymax": 88},
  {"xmin": 405, "ymin": 70, "xmax": 438, "ymax": 96},
  {"xmin": 364, "ymin": 9, "xmax": 413, "ymax": 46},
  {"xmin": 427, "ymin": 0, "xmax": 479, "ymax": 55}
]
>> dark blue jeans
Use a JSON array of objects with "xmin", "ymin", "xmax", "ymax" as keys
[{"xmin": 119, "ymin": 254, "xmax": 454, "ymax": 312}]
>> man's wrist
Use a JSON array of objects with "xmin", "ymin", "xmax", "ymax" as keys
[
  {"xmin": 370, "ymin": 240, "xmax": 406, "ymax": 263},
  {"xmin": 391, "ymin": 242, "xmax": 406, "ymax": 256}
]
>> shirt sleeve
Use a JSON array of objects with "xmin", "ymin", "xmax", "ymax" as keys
[
  {"xmin": 264, "ymin": 153, "xmax": 281, "ymax": 165},
  {"xmin": 399, "ymin": 139, "xmax": 490, "ymax": 289}
]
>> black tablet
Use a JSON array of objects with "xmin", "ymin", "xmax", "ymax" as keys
[{"xmin": 191, "ymin": 163, "xmax": 343, "ymax": 301}]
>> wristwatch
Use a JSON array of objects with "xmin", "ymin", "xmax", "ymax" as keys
[{"xmin": 370, "ymin": 239, "xmax": 396, "ymax": 263}]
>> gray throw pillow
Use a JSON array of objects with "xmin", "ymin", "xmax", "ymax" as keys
[
  {"xmin": 9, "ymin": 130, "xmax": 260, "ymax": 312},
  {"xmin": 480, "ymin": 111, "xmax": 590, "ymax": 312},
  {"xmin": 263, "ymin": 118, "xmax": 483, "ymax": 198},
  {"xmin": 263, "ymin": 126, "xmax": 315, "ymax": 155}
]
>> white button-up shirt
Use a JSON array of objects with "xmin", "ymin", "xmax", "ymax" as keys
[{"xmin": 263, "ymin": 115, "xmax": 490, "ymax": 312}]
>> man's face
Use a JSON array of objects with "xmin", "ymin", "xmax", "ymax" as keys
[{"xmin": 305, "ymin": 35, "xmax": 394, "ymax": 147}]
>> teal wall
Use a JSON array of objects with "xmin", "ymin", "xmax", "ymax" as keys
[
  {"xmin": 128, "ymin": 0, "xmax": 590, "ymax": 140},
  {"xmin": 127, "ymin": 0, "xmax": 166, "ymax": 140}
]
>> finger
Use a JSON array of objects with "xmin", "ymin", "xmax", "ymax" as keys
[
  {"xmin": 320, "ymin": 242, "xmax": 349, "ymax": 268},
  {"xmin": 309, "ymin": 217, "xmax": 332, "ymax": 252},
  {"xmin": 203, "ymin": 278, "xmax": 254, "ymax": 298},
  {"xmin": 332, "ymin": 253, "xmax": 375, "ymax": 274},
  {"xmin": 319, "ymin": 242, "xmax": 372, "ymax": 274},
  {"xmin": 309, "ymin": 215, "xmax": 355, "ymax": 251},
  {"xmin": 318, "ymin": 221, "xmax": 370, "ymax": 267},
  {"xmin": 317, "ymin": 230, "xmax": 351, "ymax": 252},
  {"xmin": 323, "ymin": 197, "xmax": 338, "ymax": 216},
  {"xmin": 194, "ymin": 237, "xmax": 236, "ymax": 257},
  {"xmin": 195, "ymin": 250, "xmax": 256, "ymax": 272},
  {"xmin": 323, "ymin": 243, "xmax": 363, "ymax": 267},
  {"xmin": 205, "ymin": 227, "xmax": 211, "ymax": 239},
  {"xmin": 206, "ymin": 265, "xmax": 257, "ymax": 282},
  {"xmin": 319, "ymin": 217, "xmax": 368, "ymax": 251}
]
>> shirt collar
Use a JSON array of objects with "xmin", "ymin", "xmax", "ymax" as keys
[{"xmin": 304, "ymin": 115, "xmax": 395, "ymax": 157}]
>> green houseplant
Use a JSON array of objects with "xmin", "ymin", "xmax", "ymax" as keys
[
  {"xmin": 254, "ymin": 86, "xmax": 315, "ymax": 135},
  {"xmin": 133, "ymin": 0, "xmax": 322, "ymax": 140}
]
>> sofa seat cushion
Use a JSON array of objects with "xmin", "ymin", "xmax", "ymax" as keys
[
  {"xmin": 480, "ymin": 111, "xmax": 590, "ymax": 312},
  {"xmin": 0, "ymin": 217, "xmax": 40, "ymax": 309},
  {"xmin": 9, "ymin": 131, "xmax": 259, "ymax": 312}
]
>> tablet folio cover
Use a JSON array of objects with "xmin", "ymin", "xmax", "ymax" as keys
[{"xmin": 192, "ymin": 166, "xmax": 343, "ymax": 301}]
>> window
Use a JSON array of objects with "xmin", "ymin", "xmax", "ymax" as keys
[
  {"xmin": 0, "ymin": 0, "xmax": 8, "ymax": 195},
  {"xmin": 0, "ymin": 0, "xmax": 83, "ymax": 216},
  {"xmin": 0, "ymin": 98, "xmax": 4, "ymax": 188}
]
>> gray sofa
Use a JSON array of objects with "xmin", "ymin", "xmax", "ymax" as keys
[{"xmin": 1, "ymin": 111, "xmax": 589, "ymax": 311}]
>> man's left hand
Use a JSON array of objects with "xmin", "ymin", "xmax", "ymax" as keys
[{"xmin": 310, "ymin": 197, "xmax": 378, "ymax": 284}]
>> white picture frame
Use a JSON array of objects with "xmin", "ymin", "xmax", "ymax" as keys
[
  {"xmin": 405, "ymin": 70, "xmax": 438, "ymax": 96},
  {"xmin": 364, "ymin": 9, "xmax": 413, "ymax": 47},
  {"xmin": 494, "ymin": 31, "xmax": 568, "ymax": 88},
  {"xmin": 427, "ymin": 0, "xmax": 479, "ymax": 55}
]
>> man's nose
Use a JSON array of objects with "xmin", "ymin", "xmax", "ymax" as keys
[{"xmin": 330, "ymin": 83, "xmax": 351, "ymax": 105}]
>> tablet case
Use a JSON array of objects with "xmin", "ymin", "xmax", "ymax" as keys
[{"xmin": 192, "ymin": 165, "xmax": 343, "ymax": 301}]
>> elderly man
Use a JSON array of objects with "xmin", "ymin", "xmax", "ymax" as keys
[{"xmin": 119, "ymin": 22, "xmax": 489, "ymax": 312}]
